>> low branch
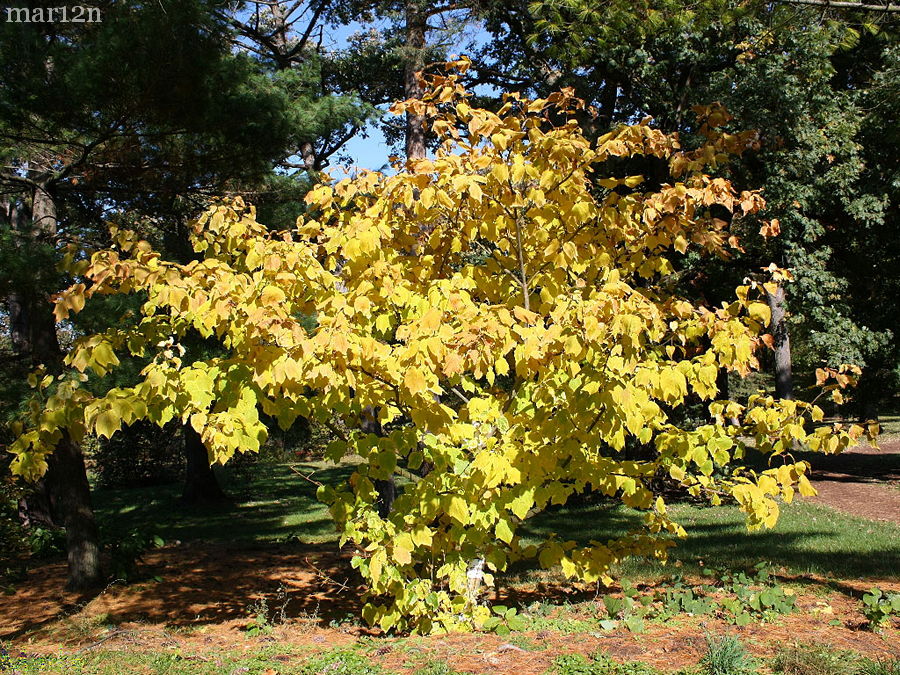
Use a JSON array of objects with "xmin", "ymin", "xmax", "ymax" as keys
[{"xmin": 777, "ymin": 0, "xmax": 900, "ymax": 11}]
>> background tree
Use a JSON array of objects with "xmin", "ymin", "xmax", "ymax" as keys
[
  {"xmin": 0, "ymin": 0, "xmax": 364, "ymax": 587},
  {"xmin": 478, "ymin": 0, "xmax": 898, "ymax": 412}
]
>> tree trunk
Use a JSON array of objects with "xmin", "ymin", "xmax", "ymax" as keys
[
  {"xmin": 360, "ymin": 406, "xmax": 395, "ymax": 517},
  {"xmin": 404, "ymin": 0, "xmax": 427, "ymax": 162},
  {"xmin": 766, "ymin": 283, "xmax": 794, "ymax": 400},
  {"xmin": 5, "ymin": 185, "xmax": 104, "ymax": 590},
  {"xmin": 47, "ymin": 433, "xmax": 103, "ymax": 591},
  {"xmin": 300, "ymin": 141, "xmax": 318, "ymax": 173},
  {"xmin": 17, "ymin": 479, "xmax": 57, "ymax": 529},
  {"xmin": 180, "ymin": 425, "xmax": 228, "ymax": 505},
  {"xmin": 854, "ymin": 362, "xmax": 888, "ymax": 422},
  {"xmin": 714, "ymin": 368, "xmax": 741, "ymax": 425}
]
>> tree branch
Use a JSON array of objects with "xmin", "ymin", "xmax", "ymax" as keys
[{"xmin": 776, "ymin": 0, "xmax": 900, "ymax": 11}]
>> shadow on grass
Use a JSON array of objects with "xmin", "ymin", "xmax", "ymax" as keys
[{"xmin": 92, "ymin": 462, "xmax": 352, "ymax": 545}]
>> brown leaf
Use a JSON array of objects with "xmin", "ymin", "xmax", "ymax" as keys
[{"xmin": 759, "ymin": 218, "xmax": 780, "ymax": 238}]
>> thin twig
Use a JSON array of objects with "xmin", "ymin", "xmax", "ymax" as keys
[{"xmin": 288, "ymin": 464, "xmax": 323, "ymax": 487}]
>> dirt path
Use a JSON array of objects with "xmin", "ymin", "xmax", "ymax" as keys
[{"xmin": 804, "ymin": 440, "xmax": 900, "ymax": 524}]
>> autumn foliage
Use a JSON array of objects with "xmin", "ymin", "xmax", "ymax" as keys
[{"xmin": 10, "ymin": 61, "xmax": 870, "ymax": 632}]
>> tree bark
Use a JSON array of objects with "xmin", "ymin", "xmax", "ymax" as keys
[
  {"xmin": 47, "ymin": 432, "xmax": 103, "ymax": 591},
  {"xmin": 5, "ymin": 185, "xmax": 104, "ymax": 590},
  {"xmin": 360, "ymin": 406, "xmax": 395, "ymax": 517},
  {"xmin": 403, "ymin": 0, "xmax": 427, "ymax": 162},
  {"xmin": 180, "ymin": 425, "xmax": 228, "ymax": 505},
  {"xmin": 766, "ymin": 283, "xmax": 794, "ymax": 400}
]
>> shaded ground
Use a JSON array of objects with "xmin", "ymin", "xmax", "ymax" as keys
[
  {"xmin": 0, "ymin": 542, "xmax": 362, "ymax": 639},
  {"xmin": 802, "ymin": 440, "xmax": 900, "ymax": 524}
]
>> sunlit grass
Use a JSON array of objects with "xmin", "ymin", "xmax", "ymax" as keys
[{"xmin": 521, "ymin": 498, "xmax": 900, "ymax": 581}]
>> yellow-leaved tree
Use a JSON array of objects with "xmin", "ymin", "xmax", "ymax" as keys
[{"xmin": 10, "ymin": 60, "xmax": 870, "ymax": 633}]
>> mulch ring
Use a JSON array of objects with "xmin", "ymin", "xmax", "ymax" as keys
[
  {"xmin": 0, "ymin": 540, "xmax": 363, "ymax": 639},
  {"xmin": 2, "ymin": 542, "xmax": 897, "ymax": 674}
]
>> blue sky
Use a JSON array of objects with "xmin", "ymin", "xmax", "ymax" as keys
[{"xmin": 318, "ymin": 15, "xmax": 489, "ymax": 172}]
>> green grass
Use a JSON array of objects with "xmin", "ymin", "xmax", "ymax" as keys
[
  {"xmin": 3, "ymin": 640, "xmax": 897, "ymax": 675},
  {"xmin": 0, "ymin": 644, "xmax": 349, "ymax": 675},
  {"xmin": 92, "ymin": 460, "xmax": 349, "ymax": 545},
  {"xmin": 88, "ymin": 457, "xmax": 900, "ymax": 582},
  {"xmin": 700, "ymin": 634, "xmax": 757, "ymax": 675},
  {"xmin": 772, "ymin": 643, "xmax": 861, "ymax": 675},
  {"xmin": 522, "ymin": 499, "xmax": 900, "ymax": 580}
]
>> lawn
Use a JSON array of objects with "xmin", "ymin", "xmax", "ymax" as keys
[
  {"xmin": 90, "ymin": 458, "xmax": 900, "ymax": 582},
  {"xmin": 92, "ymin": 460, "xmax": 350, "ymax": 546}
]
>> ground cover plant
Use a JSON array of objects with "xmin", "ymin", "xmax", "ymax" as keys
[{"xmin": 0, "ymin": 636, "xmax": 897, "ymax": 675}]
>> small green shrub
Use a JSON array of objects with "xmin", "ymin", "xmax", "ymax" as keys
[
  {"xmin": 27, "ymin": 525, "xmax": 66, "ymax": 559},
  {"xmin": 700, "ymin": 634, "xmax": 757, "ymax": 675},
  {"xmin": 106, "ymin": 529, "xmax": 164, "ymax": 583},
  {"xmin": 705, "ymin": 563, "xmax": 797, "ymax": 625},
  {"xmin": 860, "ymin": 588, "xmax": 900, "ymax": 630},
  {"xmin": 244, "ymin": 597, "xmax": 272, "ymax": 636},
  {"xmin": 300, "ymin": 649, "xmax": 384, "ymax": 675},
  {"xmin": 413, "ymin": 662, "xmax": 460, "ymax": 675},
  {"xmin": 553, "ymin": 652, "xmax": 660, "ymax": 675},
  {"xmin": 555, "ymin": 654, "xmax": 600, "ymax": 675},
  {"xmin": 605, "ymin": 563, "xmax": 797, "ymax": 632},
  {"xmin": 483, "ymin": 605, "xmax": 526, "ymax": 635},
  {"xmin": 771, "ymin": 643, "xmax": 859, "ymax": 675},
  {"xmin": 0, "ymin": 475, "xmax": 28, "ymax": 589}
]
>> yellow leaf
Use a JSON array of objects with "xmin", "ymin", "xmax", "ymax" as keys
[
  {"xmin": 393, "ymin": 533, "xmax": 413, "ymax": 565},
  {"xmin": 260, "ymin": 285, "xmax": 286, "ymax": 305},
  {"xmin": 748, "ymin": 302, "xmax": 771, "ymax": 325},
  {"xmin": 797, "ymin": 475, "xmax": 817, "ymax": 497},
  {"xmin": 495, "ymin": 519, "xmax": 514, "ymax": 544},
  {"xmin": 94, "ymin": 410, "xmax": 121, "ymax": 439},
  {"xmin": 446, "ymin": 495, "xmax": 468, "ymax": 524},
  {"xmin": 404, "ymin": 368, "xmax": 428, "ymax": 396}
]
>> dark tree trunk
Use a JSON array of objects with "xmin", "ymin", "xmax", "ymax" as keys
[
  {"xmin": 854, "ymin": 363, "xmax": 888, "ymax": 422},
  {"xmin": 716, "ymin": 367, "xmax": 730, "ymax": 401},
  {"xmin": 360, "ymin": 407, "xmax": 395, "ymax": 517},
  {"xmin": 766, "ymin": 283, "xmax": 794, "ymax": 400},
  {"xmin": 714, "ymin": 368, "xmax": 741, "ymax": 425},
  {"xmin": 596, "ymin": 77, "xmax": 619, "ymax": 131},
  {"xmin": 17, "ymin": 479, "xmax": 57, "ymax": 529},
  {"xmin": 47, "ymin": 433, "xmax": 103, "ymax": 591},
  {"xmin": 180, "ymin": 425, "xmax": 228, "ymax": 505},
  {"xmin": 404, "ymin": 0, "xmax": 427, "ymax": 162},
  {"xmin": 5, "ymin": 186, "xmax": 104, "ymax": 590}
]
